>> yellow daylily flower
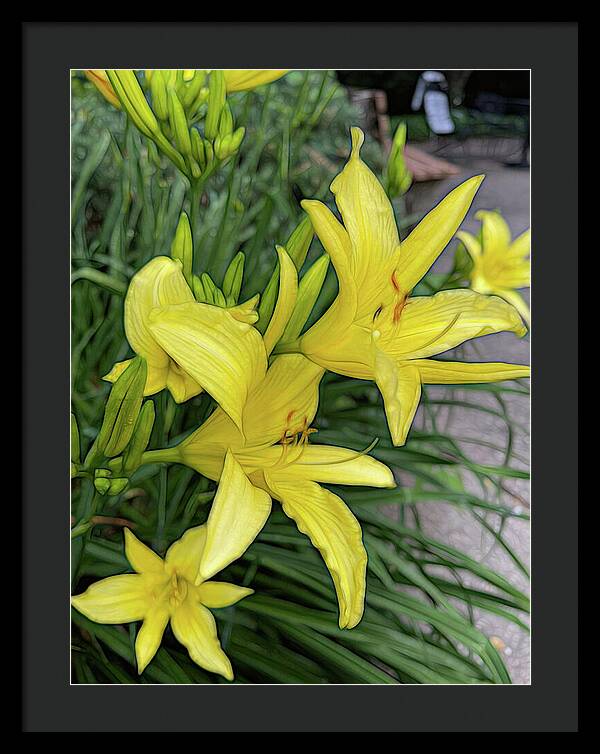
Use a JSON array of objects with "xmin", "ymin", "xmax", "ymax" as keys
[
  {"xmin": 456, "ymin": 210, "xmax": 531, "ymax": 327},
  {"xmin": 84, "ymin": 69, "xmax": 120, "ymax": 109},
  {"xmin": 158, "ymin": 353, "xmax": 395, "ymax": 630},
  {"xmin": 222, "ymin": 70, "xmax": 289, "ymax": 92},
  {"xmin": 72, "ymin": 527, "xmax": 252, "ymax": 679},
  {"xmin": 295, "ymin": 127, "xmax": 530, "ymax": 446},
  {"xmin": 104, "ymin": 256, "xmax": 267, "ymax": 432}
]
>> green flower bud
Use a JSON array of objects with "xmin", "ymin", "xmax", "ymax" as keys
[
  {"xmin": 94, "ymin": 477, "xmax": 112, "ymax": 496},
  {"xmin": 201, "ymin": 273, "xmax": 218, "ymax": 304},
  {"xmin": 107, "ymin": 70, "xmax": 159, "ymax": 139},
  {"xmin": 222, "ymin": 251, "xmax": 245, "ymax": 304},
  {"xmin": 71, "ymin": 413, "xmax": 80, "ymax": 464},
  {"xmin": 123, "ymin": 400, "xmax": 156, "ymax": 475},
  {"xmin": 108, "ymin": 478, "xmax": 129, "ymax": 496},
  {"xmin": 106, "ymin": 70, "xmax": 187, "ymax": 176},
  {"xmin": 107, "ymin": 456, "xmax": 124, "ymax": 474},
  {"xmin": 149, "ymin": 70, "xmax": 169, "ymax": 121},
  {"xmin": 218, "ymin": 103, "xmax": 234, "ymax": 137},
  {"xmin": 188, "ymin": 156, "xmax": 202, "ymax": 179},
  {"xmin": 191, "ymin": 129, "xmax": 206, "ymax": 170},
  {"xmin": 181, "ymin": 71, "xmax": 205, "ymax": 109},
  {"xmin": 192, "ymin": 274, "xmax": 207, "ymax": 302},
  {"xmin": 228, "ymin": 126, "xmax": 245, "ymax": 154},
  {"xmin": 168, "ymin": 88, "xmax": 193, "ymax": 157},
  {"xmin": 203, "ymin": 139, "xmax": 214, "ymax": 165},
  {"xmin": 170, "ymin": 212, "xmax": 194, "ymax": 288},
  {"xmin": 281, "ymin": 253, "xmax": 330, "ymax": 342},
  {"xmin": 205, "ymin": 70, "xmax": 226, "ymax": 141},
  {"xmin": 257, "ymin": 215, "xmax": 313, "ymax": 332},
  {"xmin": 386, "ymin": 122, "xmax": 412, "ymax": 198},
  {"xmin": 97, "ymin": 357, "xmax": 147, "ymax": 458}
]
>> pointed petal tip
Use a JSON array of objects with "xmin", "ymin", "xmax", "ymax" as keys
[
  {"xmin": 462, "ymin": 173, "xmax": 485, "ymax": 197},
  {"xmin": 384, "ymin": 474, "xmax": 397, "ymax": 490},
  {"xmin": 350, "ymin": 126, "xmax": 365, "ymax": 156},
  {"xmin": 390, "ymin": 430, "xmax": 408, "ymax": 448},
  {"xmin": 339, "ymin": 613, "xmax": 362, "ymax": 630}
]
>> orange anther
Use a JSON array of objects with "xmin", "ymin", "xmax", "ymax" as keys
[{"xmin": 393, "ymin": 299, "xmax": 404, "ymax": 324}]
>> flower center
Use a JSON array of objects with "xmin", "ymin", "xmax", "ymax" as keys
[
  {"xmin": 168, "ymin": 572, "xmax": 189, "ymax": 608},
  {"xmin": 271, "ymin": 412, "xmax": 318, "ymax": 469},
  {"xmin": 372, "ymin": 271, "xmax": 407, "ymax": 328},
  {"xmin": 280, "ymin": 412, "xmax": 318, "ymax": 448}
]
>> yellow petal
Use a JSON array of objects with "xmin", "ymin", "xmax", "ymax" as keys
[
  {"xmin": 103, "ymin": 358, "xmax": 169, "ymax": 396},
  {"xmin": 103, "ymin": 358, "xmax": 134, "ymax": 383},
  {"xmin": 228, "ymin": 293, "xmax": 260, "ymax": 325},
  {"xmin": 198, "ymin": 451, "xmax": 271, "ymax": 582},
  {"xmin": 476, "ymin": 210, "xmax": 512, "ymax": 256},
  {"xmin": 124, "ymin": 528, "xmax": 165, "ymax": 575},
  {"xmin": 455, "ymin": 230, "xmax": 482, "ymax": 261},
  {"xmin": 373, "ymin": 351, "xmax": 422, "ymax": 446},
  {"xmin": 486, "ymin": 260, "xmax": 530, "ymax": 291},
  {"xmin": 385, "ymin": 289, "xmax": 527, "ymax": 360},
  {"xmin": 135, "ymin": 605, "xmax": 170, "ymax": 675},
  {"xmin": 256, "ymin": 444, "xmax": 395, "ymax": 488},
  {"xmin": 124, "ymin": 256, "xmax": 194, "ymax": 371},
  {"xmin": 489, "ymin": 288, "xmax": 530, "ymax": 329},
  {"xmin": 165, "ymin": 525, "xmax": 207, "ymax": 583},
  {"xmin": 71, "ymin": 574, "xmax": 150, "ymax": 624},
  {"xmin": 414, "ymin": 358, "xmax": 530, "ymax": 384},
  {"xmin": 299, "ymin": 199, "xmax": 359, "ymax": 349},
  {"xmin": 263, "ymin": 246, "xmax": 298, "ymax": 356},
  {"xmin": 240, "ymin": 354, "xmax": 324, "ymax": 448},
  {"xmin": 223, "ymin": 69, "xmax": 288, "ymax": 92},
  {"xmin": 177, "ymin": 414, "xmax": 239, "ymax": 481},
  {"xmin": 148, "ymin": 302, "xmax": 267, "ymax": 433},
  {"xmin": 395, "ymin": 175, "xmax": 484, "ymax": 293},
  {"xmin": 170, "ymin": 599, "xmax": 233, "ymax": 680},
  {"xmin": 331, "ymin": 128, "xmax": 399, "ymax": 281},
  {"xmin": 303, "ymin": 322, "xmax": 373, "ymax": 380},
  {"xmin": 300, "ymin": 199, "xmax": 355, "ymax": 304},
  {"xmin": 196, "ymin": 581, "xmax": 254, "ymax": 608},
  {"xmin": 165, "ymin": 363, "xmax": 205, "ymax": 403},
  {"xmin": 266, "ymin": 473, "xmax": 367, "ymax": 629},
  {"xmin": 508, "ymin": 229, "xmax": 531, "ymax": 259}
]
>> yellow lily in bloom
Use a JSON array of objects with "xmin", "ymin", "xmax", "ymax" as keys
[
  {"xmin": 72, "ymin": 527, "xmax": 251, "ymax": 679},
  {"xmin": 222, "ymin": 70, "xmax": 289, "ymax": 92},
  {"xmin": 154, "ymin": 351, "xmax": 395, "ymax": 630},
  {"xmin": 104, "ymin": 256, "xmax": 267, "ymax": 432},
  {"xmin": 84, "ymin": 69, "xmax": 120, "ymax": 108},
  {"xmin": 456, "ymin": 210, "xmax": 531, "ymax": 328},
  {"xmin": 295, "ymin": 127, "xmax": 530, "ymax": 446}
]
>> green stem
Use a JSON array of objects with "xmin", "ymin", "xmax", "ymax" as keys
[
  {"xmin": 272, "ymin": 338, "xmax": 302, "ymax": 355},
  {"xmin": 141, "ymin": 448, "xmax": 181, "ymax": 466},
  {"xmin": 189, "ymin": 177, "xmax": 205, "ymax": 248}
]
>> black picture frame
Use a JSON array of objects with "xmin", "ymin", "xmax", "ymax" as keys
[{"xmin": 22, "ymin": 21, "xmax": 578, "ymax": 732}]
